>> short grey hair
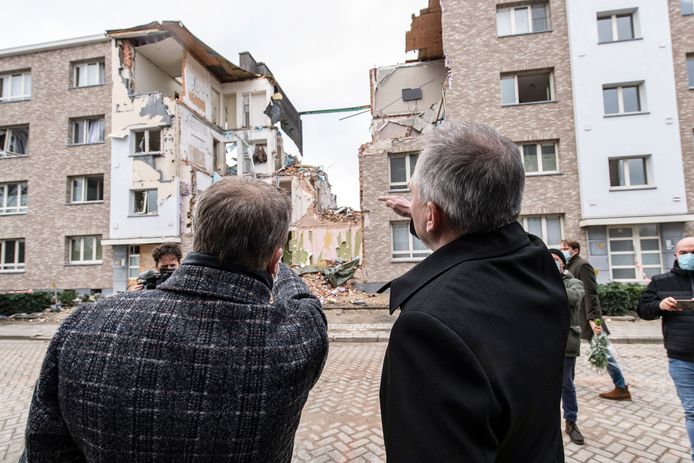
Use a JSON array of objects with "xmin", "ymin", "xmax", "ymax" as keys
[
  {"xmin": 193, "ymin": 177, "xmax": 291, "ymax": 270},
  {"xmin": 411, "ymin": 121, "xmax": 525, "ymax": 234}
]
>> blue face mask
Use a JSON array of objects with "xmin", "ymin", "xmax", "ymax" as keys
[
  {"xmin": 562, "ymin": 251, "xmax": 572, "ymax": 262},
  {"xmin": 678, "ymin": 253, "xmax": 694, "ymax": 271}
]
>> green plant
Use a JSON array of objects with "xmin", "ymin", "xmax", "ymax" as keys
[
  {"xmin": 597, "ymin": 282, "xmax": 645, "ymax": 316},
  {"xmin": 58, "ymin": 290, "xmax": 78, "ymax": 306},
  {"xmin": 0, "ymin": 292, "xmax": 52, "ymax": 316}
]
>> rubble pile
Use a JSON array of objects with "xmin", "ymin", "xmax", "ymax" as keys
[
  {"xmin": 319, "ymin": 206, "xmax": 362, "ymax": 223},
  {"xmin": 300, "ymin": 272, "xmax": 358, "ymax": 304}
]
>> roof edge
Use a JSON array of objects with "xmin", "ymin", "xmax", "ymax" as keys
[{"xmin": 0, "ymin": 34, "xmax": 108, "ymax": 58}]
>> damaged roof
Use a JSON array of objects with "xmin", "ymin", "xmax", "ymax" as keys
[{"xmin": 106, "ymin": 21, "xmax": 257, "ymax": 83}]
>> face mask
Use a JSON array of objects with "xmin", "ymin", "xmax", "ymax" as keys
[
  {"xmin": 562, "ymin": 251, "xmax": 572, "ymax": 262},
  {"xmin": 555, "ymin": 261, "xmax": 563, "ymax": 272},
  {"xmin": 678, "ymin": 253, "xmax": 694, "ymax": 271}
]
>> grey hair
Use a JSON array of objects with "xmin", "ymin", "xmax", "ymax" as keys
[
  {"xmin": 193, "ymin": 177, "xmax": 291, "ymax": 270},
  {"xmin": 411, "ymin": 121, "xmax": 525, "ymax": 234}
]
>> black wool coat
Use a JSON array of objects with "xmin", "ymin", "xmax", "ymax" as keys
[
  {"xmin": 21, "ymin": 257, "xmax": 328, "ymax": 463},
  {"xmin": 380, "ymin": 222, "xmax": 569, "ymax": 463}
]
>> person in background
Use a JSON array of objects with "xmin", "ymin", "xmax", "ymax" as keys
[{"xmin": 129, "ymin": 242, "xmax": 182, "ymax": 290}]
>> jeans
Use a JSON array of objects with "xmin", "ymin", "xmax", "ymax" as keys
[
  {"xmin": 606, "ymin": 341, "xmax": 627, "ymax": 389},
  {"xmin": 669, "ymin": 358, "xmax": 694, "ymax": 461},
  {"xmin": 562, "ymin": 357, "xmax": 578, "ymax": 422}
]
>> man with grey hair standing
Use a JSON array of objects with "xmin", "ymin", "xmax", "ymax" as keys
[
  {"xmin": 21, "ymin": 177, "xmax": 328, "ymax": 463},
  {"xmin": 379, "ymin": 121, "xmax": 569, "ymax": 462}
]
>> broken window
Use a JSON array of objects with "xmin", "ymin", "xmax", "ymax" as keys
[
  {"xmin": 0, "ymin": 71, "xmax": 31, "ymax": 101},
  {"xmin": 0, "ymin": 238, "xmax": 25, "ymax": 272},
  {"xmin": 0, "ymin": 182, "xmax": 28, "ymax": 214},
  {"xmin": 71, "ymin": 117, "xmax": 104, "ymax": 145},
  {"xmin": 497, "ymin": 3, "xmax": 549, "ymax": 36},
  {"xmin": 252, "ymin": 144, "xmax": 268, "ymax": 164},
  {"xmin": 0, "ymin": 126, "xmax": 29, "ymax": 157},
  {"xmin": 131, "ymin": 189, "xmax": 158, "ymax": 215},
  {"xmin": 68, "ymin": 235, "xmax": 102, "ymax": 264},
  {"xmin": 391, "ymin": 222, "xmax": 431, "ymax": 260},
  {"xmin": 134, "ymin": 129, "xmax": 161, "ymax": 154},
  {"xmin": 501, "ymin": 70, "xmax": 553, "ymax": 105},
  {"xmin": 73, "ymin": 60, "xmax": 105, "ymax": 87},
  {"xmin": 389, "ymin": 152, "xmax": 418, "ymax": 191},
  {"xmin": 70, "ymin": 175, "xmax": 103, "ymax": 203}
]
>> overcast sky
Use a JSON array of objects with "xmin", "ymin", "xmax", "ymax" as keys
[{"xmin": 0, "ymin": 0, "xmax": 428, "ymax": 209}]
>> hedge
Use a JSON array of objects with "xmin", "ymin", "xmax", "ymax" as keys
[
  {"xmin": 597, "ymin": 282, "xmax": 646, "ymax": 316},
  {"xmin": 0, "ymin": 290, "xmax": 80, "ymax": 316}
]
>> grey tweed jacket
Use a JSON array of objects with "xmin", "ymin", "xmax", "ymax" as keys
[{"xmin": 21, "ymin": 258, "xmax": 328, "ymax": 463}]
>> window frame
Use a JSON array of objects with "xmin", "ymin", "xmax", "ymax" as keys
[
  {"xmin": 68, "ymin": 235, "xmax": 102, "ymax": 265},
  {"xmin": 501, "ymin": 70, "xmax": 555, "ymax": 106},
  {"xmin": 130, "ymin": 189, "xmax": 158, "ymax": 216},
  {"xmin": 608, "ymin": 155, "xmax": 650, "ymax": 189},
  {"xmin": 133, "ymin": 128, "xmax": 162, "ymax": 155},
  {"xmin": 607, "ymin": 225, "xmax": 662, "ymax": 281},
  {"xmin": 0, "ymin": 125, "xmax": 29, "ymax": 157},
  {"xmin": 390, "ymin": 221, "xmax": 432, "ymax": 261},
  {"xmin": 70, "ymin": 116, "xmax": 105, "ymax": 145},
  {"xmin": 0, "ymin": 238, "xmax": 25, "ymax": 272},
  {"xmin": 388, "ymin": 152, "xmax": 419, "ymax": 192},
  {"xmin": 0, "ymin": 71, "xmax": 31, "ymax": 102},
  {"xmin": 687, "ymin": 55, "xmax": 694, "ymax": 89},
  {"xmin": 0, "ymin": 181, "xmax": 28, "ymax": 215},
  {"xmin": 597, "ymin": 11, "xmax": 637, "ymax": 43},
  {"xmin": 69, "ymin": 175, "xmax": 104, "ymax": 204},
  {"xmin": 128, "ymin": 245, "xmax": 141, "ymax": 279},
  {"xmin": 520, "ymin": 141, "xmax": 559, "ymax": 175},
  {"xmin": 496, "ymin": 3, "xmax": 550, "ymax": 37},
  {"xmin": 682, "ymin": 0, "xmax": 693, "ymax": 16},
  {"xmin": 72, "ymin": 60, "xmax": 105, "ymax": 88},
  {"xmin": 602, "ymin": 83, "xmax": 644, "ymax": 116},
  {"xmin": 520, "ymin": 215, "xmax": 563, "ymax": 248}
]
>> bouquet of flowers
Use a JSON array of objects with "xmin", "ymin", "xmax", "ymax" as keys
[{"xmin": 587, "ymin": 319, "xmax": 609, "ymax": 372}]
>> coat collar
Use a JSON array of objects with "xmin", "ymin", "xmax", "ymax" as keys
[
  {"xmin": 156, "ymin": 252, "xmax": 273, "ymax": 304},
  {"xmin": 381, "ymin": 221, "xmax": 531, "ymax": 313}
]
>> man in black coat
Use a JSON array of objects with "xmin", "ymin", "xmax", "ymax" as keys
[
  {"xmin": 637, "ymin": 236, "xmax": 694, "ymax": 459},
  {"xmin": 379, "ymin": 122, "xmax": 569, "ymax": 462},
  {"xmin": 20, "ymin": 177, "xmax": 328, "ymax": 463}
]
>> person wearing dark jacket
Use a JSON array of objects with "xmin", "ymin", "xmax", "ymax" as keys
[
  {"xmin": 20, "ymin": 177, "xmax": 329, "ymax": 463},
  {"xmin": 379, "ymin": 122, "xmax": 569, "ymax": 462},
  {"xmin": 561, "ymin": 239, "xmax": 632, "ymax": 401},
  {"xmin": 637, "ymin": 236, "xmax": 694, "ymax": 460}
]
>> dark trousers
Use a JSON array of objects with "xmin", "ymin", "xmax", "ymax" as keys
[{"xmin": 562, "ymin": 356, "xmax": 578, "ymax": 422}]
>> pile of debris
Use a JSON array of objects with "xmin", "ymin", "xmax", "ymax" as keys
[{"xmin": 319, "ymin": 206, "xmax": 362, "ymax": 223}]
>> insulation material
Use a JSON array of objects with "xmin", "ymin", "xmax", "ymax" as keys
[{"xmin": 405, "ymin": 0, "xmax": 443, "ymax": 61}]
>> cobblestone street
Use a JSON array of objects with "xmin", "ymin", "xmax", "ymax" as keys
[{"xmin": 1, "ymin": 340, "xmax": 691, "ymax": 462}]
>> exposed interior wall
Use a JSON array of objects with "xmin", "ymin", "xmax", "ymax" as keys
[
  {"xmin": 286, "ymin": 224, "xmax": 362, "ymax": 267},
  {"xmin": 225, "ymin": 94, "xmax": 237, "ymax": 128},
  {"xmin": 133, "ymin": 50, "xmax": 181, "ymax": 97},
  {"xmin": 182, "ymin": 52, "xmax": 211, "ymax": 119}
]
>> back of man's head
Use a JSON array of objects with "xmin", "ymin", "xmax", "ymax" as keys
[
  {"xmin": 412, "ymin": 121, "xmax": 525, "ymax": 234},
  {"xmin": 193, "ymin": 177, "xmax": 291, "ymax": 270}
]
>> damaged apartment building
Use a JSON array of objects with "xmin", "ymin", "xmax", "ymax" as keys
[{"xmin": 0, "ymin": 21, "xmax": 351, "ymax": 295}]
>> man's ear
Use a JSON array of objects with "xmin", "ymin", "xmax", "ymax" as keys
[
  {"xmin": 425, "ymin": 202, "xmax": 442, "ymax": 234},
  {"xmin": 266, "ymin": 248, "xmax": 283, "ymax": 277}
]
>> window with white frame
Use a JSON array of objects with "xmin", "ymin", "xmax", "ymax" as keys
[
  {"xmin": 0, "ymin": 71, "xmax": 31, "ymax": 102},
  {"xmin": 603, "ymin": 83, "xmax": 643, "ymax": 115},
  {"xmin": 520, "ymin": 141, "xmax": 558, "ymax": 174},
  {"xmin": 128, "ymin": 245, "xmax": 141, "ymax": 279},
  {"xmin": 682, "ymin": 0, "xmax": 693, "ymax": 15},
  {"xmin": 70, "ymin": 117, "xmax": 104, "ymax": 145},
  {"xmin": 609, "ymin": 156, "xmax": 649, "ymax": 188},
  {"xmin": 520, "ymin": 216, "xmax": 562, "ymax": 248},
  {"xmin": 497, "ymin": 3, "xmax": 549, "ymax": 36},
  {"xmin": 0, "ymin": 126, "xmax": 29, "ymax": 157},
  {"xmin": 501, "ymin": 70, "xmax": 553, "ymax": 105},
  {"xmin": 687, "ymin": 55, "xmax": 694, "ymax": 88},
  {"xmin": 608, "ymin": 225, "xmax": 661, "ymax": 280},
  {"xmin": 69, "ymin": 175, "xmax": 103, "ymax": 203},
  {"xmin": 389, "ymin": 152, "xmax": 418, "ymax": 191},
  {"xmin": 597, "ymin": 11, "xmax": 637, "ymax": 43},
  {"xmin": 0, "ymin": 239, "xmax": 25, "ymax": 272},
  {"xmin": 0, "ymin": 182, "xmax": 27, "ymax": 214},
  {"xmin": 134, "ymin": 129, "xmax": 161, "ymax": 154},
  {"xmin": 68, "ymin": 235, "xmax": 102, "ymax": 264},
  {"xmin": 72, "ymin": 60, "xmax": 105, "ymax": 87},
  {"xmin": 131, "ymin": 189, "xmax": 158, "ymax": 215},
  {"xmin": 391, "ymin": 222, "xmax": 431, "ymax": 260}
]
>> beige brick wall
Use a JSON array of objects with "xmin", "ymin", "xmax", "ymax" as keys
[
  {"xmin": 0, "ymin": 41, "xmax": 113, "ymax": 291},
  {"xmin": 441, "ymin": 0, "xmax": 586, "ymax": 249},
  {"xmin": 669, "ymin": 1, "xmax": 694, "ymax": 236}
]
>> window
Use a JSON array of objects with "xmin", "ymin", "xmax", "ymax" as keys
[
  {"xmin": 69, "ymin": 175, "xmax": 103, "ymax": 203},
  {"xmin": 520, "ymin": 142, "xmax": 558, "ymax": 174},
  {"xmin": 128, "ymin": 245, "xmax": 140, "ymax": 279},
  {"xmin": 0, "ymin": 126, "xmax": 29, "ymax": 157},
  {"xmin": 211, "ymin": 89, "xmax": 220, "ymax": 125},
  {"xmin": 501, "ymin": 70, "xmax": 553, "ymax": 105},
  {"xmin": 597, "ymin": 11, "xmax": 636, "ymax": 43},
  {"xmin": 603, "ymin": 84, "xmax": 642, "ymax": 115},
  {"xmin": 242, "ymin": 94, "xmax": 250, "ymax": 128},
  {"xmin": 0, "ymin": 71, "xmax": 31, "ymax": 101},
  {"xmin": 68, "ymin": 235, "xmax": 102, "ymax": 264},
  {"xmin": 73, "ymin": 61, "xmax": 105, "ymax": 87},
  {"xmin": 131, "ymin": 189, "xmax": 158, "ymax": 215},
  {"xmin": 682, "ymin": 0, "xmax": 693, "ymax": 15},
  {"xmin": 608, "ymin": 225, "xmax": 661, "ymax": 280},
  {"xmin": 0, "ymin": 182, "xmax": 28, "ymax": 214},
  {"xmin": 497, "ymin": 3, "xmax": 549, "ymax": 36},
  {"xmin": 389, "ymin": 152, "xmax": 418, "ymax": 191},
  {"xmin": 609, "ymin": 156, "xmax": 649, "ymax": 188},
  {"xmin": 688, "ymin": 55, "xmax": 694, "ymax": 88},
  {"xmin": 520, "ymin": 216, "xmax": 562, "ymax": 248},
  {"xmin": 0, "ymin": 239, "xmax": 25, "ymax": 272},
  {"xmin": 71, "ymin": 117, "xmax": 104, "ymax": 145},
  {"xmin": 134, "ymin": 129, "xmax": 161, "ymax": 154},
  {"xmin": 391, "ymin": 222, "xmax": 431, "ymax": 260}
]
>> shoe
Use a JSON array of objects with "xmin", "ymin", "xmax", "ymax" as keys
[
  {"xmin": 564, "ymin": 420, "xmax": 585, "ymax": 445},
  {"xmin": 598, "ymin": 385, "xmax": 632, "ymax": 401}
]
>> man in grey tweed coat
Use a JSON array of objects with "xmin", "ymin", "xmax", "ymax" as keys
[{"xmin": 20, "ymin": 177, "xmax": 329, "ymax": 462}]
